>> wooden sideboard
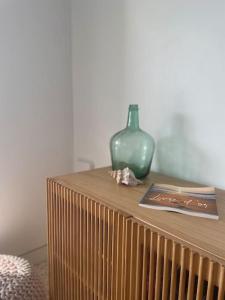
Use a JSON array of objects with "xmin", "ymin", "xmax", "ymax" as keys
[{"xmin": 47, "ymin": 167, "xmax": 225, "ymax": 300}]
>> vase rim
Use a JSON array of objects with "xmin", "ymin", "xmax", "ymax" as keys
[{"xmin": 129, "ymin": 104, "xmax": 138, "ymax": 110}]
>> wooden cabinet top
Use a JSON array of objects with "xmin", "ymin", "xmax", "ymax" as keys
[{"xmin": 52, "ymin": 167, "xmax": 225, "ymax": 264}]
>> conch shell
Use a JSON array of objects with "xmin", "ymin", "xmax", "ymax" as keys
[{"xmin": 109, "ymin": 167, "xmax": 143, "ymax": 186}]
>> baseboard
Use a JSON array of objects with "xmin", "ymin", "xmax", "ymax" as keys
[{"xmin": 20, "ymin": 244, "xmax": 47, "ymax": 264}]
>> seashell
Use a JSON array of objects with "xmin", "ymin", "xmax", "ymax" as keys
[{"xmin": 109, "ymin": 167, "xmax": 143, "ymax": 186}]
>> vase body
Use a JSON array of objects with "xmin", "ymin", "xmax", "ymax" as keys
[{"xmin": 110, "ymin": 104, "xmax": 155, "ymax": 179}]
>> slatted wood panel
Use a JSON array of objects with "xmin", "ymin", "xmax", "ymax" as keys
[
  {"xmin": 47, "ymin": 179, "xmax": 225, "ymax": 300},
  {"xmin": 47, "ymin": 179, "xmax": 127, "ymax": 300},
  {"xmin": 124, "ymin": 218, "xmax": 225, "ymax": 300}
]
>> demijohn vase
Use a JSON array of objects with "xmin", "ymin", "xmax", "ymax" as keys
[{"xmin": 110, "ymin": 104, "xmax": 155, "ymax": 179}]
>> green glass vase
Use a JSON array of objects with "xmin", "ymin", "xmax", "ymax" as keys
[{"xmin": 110, "ymin": 104, "xmax": 155, "ymax": 179}]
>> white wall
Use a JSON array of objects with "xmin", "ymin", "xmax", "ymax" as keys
[
  {"xmin": 72, "ymin": 0, "xmax": 225, "ymax": 188},
  {"xmin": 0, "ymin": 0, "xmax": 73, "ymax": 255},
  {"xmin": 1, "ymin": 0, "xmax": 224, "ymax": 255}
]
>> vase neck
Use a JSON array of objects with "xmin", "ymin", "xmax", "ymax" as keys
[{"xmin": 127, "ymin": 104, "xmax": 139, "ymax": 129}]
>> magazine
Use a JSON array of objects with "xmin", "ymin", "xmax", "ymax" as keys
[{"xmin": 139, "ymin": 183, "xmax": 219, "ymax": 220}]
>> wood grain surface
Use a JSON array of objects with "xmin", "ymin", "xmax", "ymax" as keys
[{"xmin": 53, "ymin": 167, "xmax": 225, "ymax": 264}]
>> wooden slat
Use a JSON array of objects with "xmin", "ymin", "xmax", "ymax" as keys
[
  {"xmin": 79, "ymin": 194, "xmax": 82, "ymax": 298},
  {"xmin": 135, "ymin": 224, "xmax": 141, "ymax": 300},
  {"xmin": 129, "ymin": 221, "xmax": 136, "ymax": 300},
  {"xmin": 123, "ymin": 218, "xmax": 131, "ymax": 300},
  {"xmin": 141, "ymin": 228, "xmax": 148, "ymax": 300},
  {"xmin": 169, "ymin": 241, "xmax": 177, "ymax": 300},
  {"xmin": 59, "ymin": 186, "xmax": 63, "ymax": 299},
  {"xmin": 47, "ymin": 180, "xmax": 52, "ymax": 299},
  {"xmin": 115, "ymin": 214, "xmax": 124, "ymax": 299},
  {"xmin": 120, "ymin": 216, "xmax": 125, "ymax": 300},
  {"xmin": 94, "ymin": 201, "xmax": 98, "ymax": 300},
  {"xmin": 148, "ymin": 231, "xmax": 155, "ymax": 300},
  {"xmin": 98, "ymin": 205, "xmax": 102, "ymax": 299},
  {"xmin": 102, "ymin": 206, "xmax": 106, "ymax": 300},
  {"xmin": 106, "ymin": 209, "xmax": 111, "ymax": 300},
  {"xmin": 76, "ymin": 192, "xmax": 79, "ymax": 300},
  {"xmin": 196, "ymin": 256, "xmax": 204, "ymax": 300},
  {"xmin": 162, "ymin": 238, "xmax": 169, "ymax": 300},
  {"xmin": 65, "ymin": 187, "xmax": 69, "ymax": 300},
  {"xmin": 57, "ymin": 184, "xmax": 61, "ymax": 300},
  {"xmin": 83, "ymin": 195, "xmax": 87, "ymax": 300},
  {"xmin": 52, "ymin": 183, "xmax": 56, "ymax": 299},
  {"xmin": 178, "ymin": 247, "xmax": 186, "ymax": 299},
  {"xmin": 86, "ymin": 198, "xmax": 90, "ymax": 299},
  {"xmin": 206, "ymin": 261, "xmax": 214, "ymax": 300},
  {"xmin": 218, "ymin": 266, "xmax": 225, "ymax": 300},
  {"xmin": 155, "ymin": 234, "xmax": 163, "ymax": 300},
  {"xmin": 187, "ymin": 251, "xmax": 195, "ymax": 300},
  {"xmin": 90, "ymin": 199, "xmax": 94, "ymax": 298},
  {"xmin": 110, "ymin": 210, "xmax": 116, "ymax": 300},
  {"xmin": 71, "ymin": 190, "xmax": 75, "ymax": 300}
]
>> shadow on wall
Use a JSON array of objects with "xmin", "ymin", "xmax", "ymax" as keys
[
  {"xmin": 156, "ymin": 114, "xmax": 208, "ymax": 182},
  {"xmin": 77, "ymin": 158, "xmax": 95, "ymax": 171}
]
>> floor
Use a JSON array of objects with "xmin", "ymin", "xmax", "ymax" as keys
[{"xmin": 34, "ymin": 261, "xmax": 48, "ymax": 298}]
